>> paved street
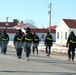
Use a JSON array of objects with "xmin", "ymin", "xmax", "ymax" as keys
[{"xmin": 0, "ymin": 47, "xmax": 76, "ymax": 75}]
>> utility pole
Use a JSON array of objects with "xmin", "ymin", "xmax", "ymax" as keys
[{"xmin": 48, "ymin": 3, "xmax": 52, "ymax": 33}]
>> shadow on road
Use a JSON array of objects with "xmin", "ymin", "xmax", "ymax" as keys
[
  {"xmin": 30, "ymin": 55, "xmax": 76, "ymax": 65},
  {"xmin": 0, "ymin": 70, "xmax": 76, "ymax": 75}
]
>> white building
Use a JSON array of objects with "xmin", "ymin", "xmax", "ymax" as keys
[
  {"xmin": 14, "ymin": 23, "xmax": 56, "ymax": 42},
  {"xmin": 56, "ymin": 19, "xmax": 76, "ymax": 46}
]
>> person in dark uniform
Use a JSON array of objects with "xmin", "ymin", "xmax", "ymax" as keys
[
  {"xmin": 0, "ymin": 31, "xmax": 2, "ymax": 53},
  {"xmin": 22, "ymin": 27, "xmax": 34, "ymax": 61},
  {"xmin": 14, "ymin": 29, "xmax": 23, "ymax": 59},
  {"xmin": 66, "ymin": 31, "xmax": 76, "ymax": 61},
  {"xmin": 44, "ymin": 32, "xmax": 53, "ymax": 57},
  {"xmin": 1, "ymin": 30, "xmax": 9, "ymax": 55},
  {"xmin": 32, "ymin": 32, "xmax": 39, "ymax": 55}
]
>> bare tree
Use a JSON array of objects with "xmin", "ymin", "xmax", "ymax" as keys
[{"xmin": 25, "ymin": 19, "xmax": 35, "ymax": 25}]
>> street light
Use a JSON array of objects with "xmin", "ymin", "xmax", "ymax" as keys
[
  {"xmin": 6, "ymin": 17, "xmax": 9, "ymax": 29},
  {"xmin": 6, "ymin": 22, "xmax": 9, "ymax": 29}
]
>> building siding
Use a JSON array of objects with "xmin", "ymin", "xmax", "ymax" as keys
[{"xmin": 56, "ymin": 20, "xmax": 69, "ymax": 46}]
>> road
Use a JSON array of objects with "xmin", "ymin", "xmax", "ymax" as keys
[{"xmin": 0, "ymin": 47, "xmax": 76, "ymax": 75}]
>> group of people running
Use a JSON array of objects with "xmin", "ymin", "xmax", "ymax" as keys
[
  {"xmin": 1, "ymin": 27, "xmax": 75, "ymax": 61},
  {"xmin": 0, "ymin": 27, "xmax": 53, "ymax": 61}
]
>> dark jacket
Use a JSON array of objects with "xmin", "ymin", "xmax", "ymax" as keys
[
  {"xmin": 21, "ymin": 27, "xmax": 34, "ymax": 47},
  {"xmin": 33, "ymin": 33, "xmax": 39, "ymax": 44},
  {"xmin": 21, "ymin": 31, "xmax": 34, "ymax": 48},
  {"xmin": 45, "ymin": 32, "xmax": 53, "ymax": 46},
  {"xmin": 66, "ymin": 32, "xmax": 76, "ymax": 48},
  {"xmin": 22, "ymin": 32, "xmax": 34, "ymax": 43},
  {"xmin": 1, "ymin": 30, "xmax": 9, "ymax": 45},
  {"xmin": 14, "ymin": 30, "xmax": 23, "ymax": 49}
]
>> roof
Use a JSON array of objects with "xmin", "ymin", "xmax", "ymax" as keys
[
  {"xmin": 0, "ymin": 28, "xmax": 55, "ymax": 34},
  {"xmin": 0, "ymin": 29, "xmax": 17, "ymax": 33},
  {"xmin": 45, "ymin": 26, "xmax": 57, "ymax": 33},
  {"xmin": 63, "ymin": 19, "xmax": 76, "ymax": 28},
  {"xmin": 0, "ymin": 22, "xmax": 18, "ymax": 33},
  {"xmin": 0, "ymin": 21, "xmax": 56, "ymax": 34},
  {"xmin": 0, "ymin": 22, "xmax": 17, "ymax": 27},
  {"xmin": 13, "ymin": 23, "xmax": 38, "ymax": 29},
  {"xmin": 46, "ymin": 26, "xmax": 57, "ymax": 30},
  {"xmin": 29, "ymin": 29, "xmax": 55, "ymax": 33},
  {"xmin": 15, "ymin": 23, "xmax": 29, "ymax": 27}
]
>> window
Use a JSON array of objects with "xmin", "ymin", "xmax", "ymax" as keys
[
  {"xmin": 57, "ymin": 32, "xmax": 59, "ymax": 39},
  {"xmin": 42, "ymin": 35, "xmax": 44, "ymax": 38},
  {"xmin": 65, "ymin": 32, "xmax": 67, "ymax": 39}
]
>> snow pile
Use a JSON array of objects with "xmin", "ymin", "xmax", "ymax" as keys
[{"xmin": 8, "ymin": 41, "xmax": 68, "ymax": 53}]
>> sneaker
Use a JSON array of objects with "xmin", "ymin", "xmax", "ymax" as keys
[
  {"xmin": 18, "ymin": 56, "xmax": 21, "ymax": 59},
  {"xmin": 33, "ymin": 53, "xmax": 34, "ymax": 54},
  {"xmin": 68, "ymin": 58, "xmax": 71, "ymax": 61},
  {"xmin": 26, "ymin": 58, "xmax": 29, "ymax": 61},
  {"xmin": 72, "ymin": 59, "xmax": 74, "ymax": 61},
  {"xmin": 48, "ymin": 54, "xmax": 50, "ymax": 57},
  {"xmin": 46, "ymin": 54, "xmax": 50, "ymax": 57},
  {"xmin": 19, "ymin": 56, "xmax": 21, "ymax": 58},
  {"xmin": 37, "ymin": 53, "xmax": 38, "ymax": 55},
  {"xmin": 4, "ymin": 52, "xmax": 6, "ymax": 55}
]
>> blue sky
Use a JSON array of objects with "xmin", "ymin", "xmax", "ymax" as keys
[{"xmin": 0, "ymin": 0, "xmax": 76, "ymax": 28}]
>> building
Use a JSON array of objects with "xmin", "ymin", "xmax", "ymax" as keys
[
  {"xmin": 14, "ymin": 23, "xmax": 56, "ymax": 42},
  {"xmin": 0, "ymin": 20, "xmax": 56, "ymax": 41},
  {"xmin": 0, "ymin": 20, "xmax": 18, "ymax": 41},
  {"xmin": 56, "ymin": 19, "xmax": 76, "ymax": 46}
]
